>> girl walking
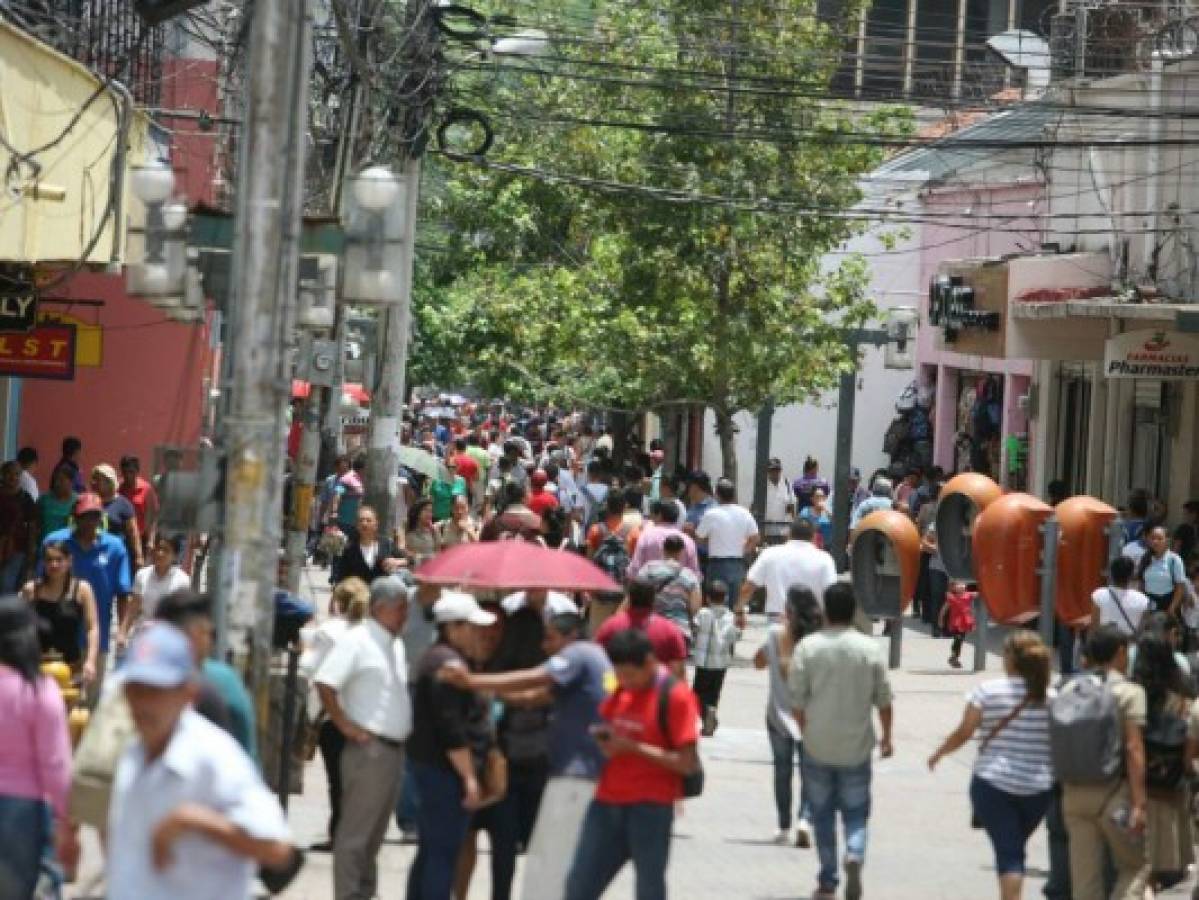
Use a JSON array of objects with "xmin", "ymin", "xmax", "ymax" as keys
[{"xmin": 928, "ymin": 632, "xmax": 1053, "ymax": 900}]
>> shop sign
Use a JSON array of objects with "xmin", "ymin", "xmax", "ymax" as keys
[
  {"xmin": 0, "ymin": 293, "xmax": 38, "ymax": 332},
  {"xmin": 0, "ymin": 324, "xmax": 76, "ymax": 380},
  {"xmin": 1103, "ymin": 330, "xmax": 1199, "ymax": 380}
]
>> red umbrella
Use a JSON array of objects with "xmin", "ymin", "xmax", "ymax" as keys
[{"xmin": 414, "ymin": 541, "xmax": 620, "ymax": 593}]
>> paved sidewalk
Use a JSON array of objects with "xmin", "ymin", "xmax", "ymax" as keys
[{"xmin": 70, "ymin": 572, "xmax": 1198, "ymax": 898}]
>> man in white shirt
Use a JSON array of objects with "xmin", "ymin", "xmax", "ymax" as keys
[
  {"xmin": 763, "ymin": 457, "xmax": 796, "ymax": 545},
  {"xmin": 738, "ymin": 518, "xmax": 837, "ymax": 627},
  {"xmin": 316, "ymin": 576, "xmax": 413, "ymax": 900},
  {"xmin": 1091, "ymin": 556, "xmax": 1152, "ymax": 636},
  {"xmin": 697, "ymin": 478, "xmax": 760, "ymax": 610},
  {"xmin": 108, "ymin": 622, "xmax": 294, "ymax": 900}
]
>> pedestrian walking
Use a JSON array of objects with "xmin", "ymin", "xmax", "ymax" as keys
[
  {"xmin": 55, "ymin": 436, "xmax": 85, "ymax": 494},
  {"xmin": 695, "ymin": 478, "xmax": 759, "ymax": 607},
  {"xmin": 1136, "ymin": 525, "xmax": 1186, "ymax": 616},
  {"xmin": 406, "ymin": 592, "xmax": 497, "ymax": 900},
  {"xmin": 299, "ymin": 577, "xmax": 370, "ymax": 852},
  {"xmin": 154, "ymin": 589, "xmax": 258, "ymax": 757},
  {"xmin": 118, "ymin": 455, "xmax": 159, "ymax": 560},
  {"xmin": 849, "ymin": 478, "xmax": 893, "ymax": 531},
  {"xmin": 91, "ymin": 463, "xmax": 143, "ymax": 573},
  {"xmin": 564, "ymin": 628, "xmax": 700, "ymax": 900},
  {"xmin": 754, "ymin": 586, "xmax": 822, "ymax": 848},
  {"xmin": 22, "ymin": 539, "xmax": 99, "ymax": 688},
  {"xmin": 692, "ymin": 579, "xmax": 739, "ymax": 736},
  {"xmin": 1053, "ymin": 625, "xmax": 1150, "ymax": 900},
  {"xmin": 640, "ymin": 534, "xmax": 702, "ymax": 647},
  {"xmin": 928, "ymin": 632, "xmax": 1053, "ymax": 900},
  {"xmin": 1130, "ymin": 626, "xmax": 1194, "ymax": 892},
  {"xmin": 402, "ymin": 500, "xmax": 442, "ymax": 566},
  {"xmin": 442, "ymin": 609, "xmax": 612, "ymax": 900},
  {"xmin": 921, "ymin": 522, "xmax": 949, "ymax": 637},
  {"xmin": 799, "ymin": 488, "xmax": 833, "ymax": 550},
  {"xmin": 594, "ymin": 576, "xmax": 688, "ymax": 678},
  {"xmin": 1091, "ymin": 556, "xmax": 1151, "ymax": 637},
  {"xmin": 315, "ymin": 576, "xmax": 412, "ymax": 900},
  {"xmin": 0, "ymin": 596, "xmax": 77, "ymax": 899},
  {"xmin": 107, "ymin": 623, "xmax": 294, "ymax": 900},
  {"xmin": 939, "ymin": 579, "xmax": 977, "ymax": 668},
  {"xmin": 628, "ymin": 501, "xmax": 700, "ymax": 579},
  {"xmin": 792, "ymin": 457, "xmax": 830, "ymax": 512},
  {"xmin": 738, "ymin": 518, "xmax": 836, "ymax": 628},
  {"xmin": 762, "ymin": 457, "xmax": 796, "ymax": 546},
  {"xmin": 0, "ymin": 459, "xmax": 36, "ymax": 593},
  {"xmin": 36, "ymin": 466, "xmax": 76, "ymax": 543},
  {"xmin": 789, "ymin": 582, "xmax": 894, "ymax": 900},
  {"xmin": 43, "ymin": 493, "xmax": 131, "ymax": 698},
  {"xmin": 439, "ymin": 494, "xmax": 480, "ymax": 548},
  {"xmin": 336, "ymin": 505, "xmax": 407, "ymax": 584},
  {"xmin": 117, "ymin": 534, "xmax": 191, "ymax": 650}
]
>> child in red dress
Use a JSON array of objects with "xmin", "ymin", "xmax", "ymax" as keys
[{"xmin": 939, "ymin": 579, "xmax": 976, "ymax": 668}]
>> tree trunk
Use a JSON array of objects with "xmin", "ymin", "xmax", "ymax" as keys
[{"xmin": 714, "ymin": 407, "xmax": 738, "ymax": 489}]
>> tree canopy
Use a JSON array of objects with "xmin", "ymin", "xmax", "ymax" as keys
[{"xmin": 412, "ymin": 0, "xmax": 911, "ymax": 481}]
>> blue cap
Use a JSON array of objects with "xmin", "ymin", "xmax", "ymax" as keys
[{"xmin": 122, "ymin": 622, "xmax": 196, "ymax": 688}]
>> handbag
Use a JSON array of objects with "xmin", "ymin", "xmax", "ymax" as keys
[
  {"xmin": 970, "ymin": 697, "xmax": 1030, "ymax": 828},
  {"xmin": 656, "ymin": 676, "xmax": 704, "ymax": 799}
]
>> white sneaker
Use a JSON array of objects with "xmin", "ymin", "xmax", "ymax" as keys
[
  {"xmin": 773, "ymin": 828, "xmax": 791, "ymax": 845},
  {"xmin": 795, "ymin": 819, "xmax": 812, "ymax": 848}
]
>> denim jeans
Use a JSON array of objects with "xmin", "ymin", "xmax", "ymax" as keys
[
  {"xmin": 395, "ymin": 754, "xmax": 421, "ymax": 833},
  {"xmin": 406, "ymin": 763, "xmax": 471, "ymax": 900},
  {"xmin": 564, "ymin": 801, "xmax": 673, "ymax": 900},
  {"xmin": 802, "ymin": 756, "xmax": 872, "ymax": 891},
  {"xmin": 766, "ymin": 720, "xmax": 811, "ymax": 830},
  {"xmin": 969, "ymin": 776, "xmax": 1052, "ymax": 875},
  {"xmin": 0, "ymin": 795, "xmax": 54, "ymax": 900},
  {"xmin": 706, "ymin": 558, "xmax": 746, "ymax": 608}
]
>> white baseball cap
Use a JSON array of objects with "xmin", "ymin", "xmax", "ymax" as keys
[{"xmin": 433, "ymin": 590, "xmax": 497, "ymax": 626}]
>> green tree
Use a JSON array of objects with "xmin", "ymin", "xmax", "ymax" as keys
[{"xmin": 416, "ymin": 0, "xmax": 910, "ymax": 482}]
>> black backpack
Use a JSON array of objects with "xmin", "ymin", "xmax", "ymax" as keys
[
  {"xmin": 656, "ymin": 676, "xmax": 704, "ymax": 799},
  {"xmin": 1144, "ymin": 702, "xmax": 1189, "ymax": 795},
  {"xmin": 593, "ymin": 524, "xmax": 631, "ymax": 589}
]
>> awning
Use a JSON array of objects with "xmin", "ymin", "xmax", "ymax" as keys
[
  {"xmin": 1007, "ymin": 297, "xmax": 1199, "ymax": 362},
  {"xmin": 0, "ymin": 20, "xmax": 151, "ymax": 265}
]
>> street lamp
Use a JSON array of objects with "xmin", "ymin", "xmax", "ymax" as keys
[
  {"xmin": 127, "ymin": 160, "xmax": 188, "ymax": 307},
  {"xmin": 341, "ymin": 165, "xmax": 406, "ymax": 305}
]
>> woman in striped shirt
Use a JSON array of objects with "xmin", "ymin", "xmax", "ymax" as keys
[{"xmin": 928, "ymin": 631, "xmax": 1053, "ymax": 900}]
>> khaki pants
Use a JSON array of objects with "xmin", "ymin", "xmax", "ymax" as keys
[
  {"xmin": 334, "ymin": 736, "xmax": 405, "ymax": 900},
  {"xmin": 1062, "ymin": 781, "xmax": 1150, "ymax": 900},
  {"xmin": 521, "ymin": 776, "xmax": 596, "ymax": 900}
]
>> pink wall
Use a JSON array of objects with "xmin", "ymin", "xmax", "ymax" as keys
[
  {"xmin": 16, "ymin": 56, "xmax": 222, "ymax": 476},
  {"xmin": 915, "ymin": 182, "xmax": 1044, "ymax": 478},
  {"xmin": 20, "ymin": 274, "xmax": 211, "ymax": 474}
]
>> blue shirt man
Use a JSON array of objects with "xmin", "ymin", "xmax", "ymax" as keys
[
  {"xmin": 849, "ymin": 478, "xmax": 894, "ymax": 531},
  {"xmin": 44, "ymin": 492, "xmax": 131, "ymax": 656}
]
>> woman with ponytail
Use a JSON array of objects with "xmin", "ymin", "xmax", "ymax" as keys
[{"xmin": 928, "ymin": 632, "xmax": 1053, "ymax": 899}]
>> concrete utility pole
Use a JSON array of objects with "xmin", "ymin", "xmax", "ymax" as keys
[
  {"xmin": 213, "ymin": 0, "xmax": 310, "ymax": 736},
  {"xmin": 364, "ymin": 157, "xmax": 421, "ymax": 541},
  {"xmin": 830, "ymin": 329, "xmax": 890, "ymax": 570},
  {"xmin": 363, "ymin": 0, "xmax": 437, "ymax": 541}
]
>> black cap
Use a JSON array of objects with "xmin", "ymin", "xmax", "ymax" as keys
[{"xmin": 767, "ymin": 457, "xmax": 782, "ymax": 470}]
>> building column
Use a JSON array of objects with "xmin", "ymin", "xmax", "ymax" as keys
[
  {"xmin": 1168, "ymin": 381, "xmax": 1196, "ymax": 509},
  {"xmin": 1085, "ymin": 362, "xmax": 1107, "ymax": 498},
  {"xmin": 933, "ymin": 365, "xmax": 959, "ymax": 470}
]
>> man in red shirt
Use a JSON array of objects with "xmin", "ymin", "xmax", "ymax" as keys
[
  {"xmin": 527, "ymin": 469, "xmax": 560, "ymax": 518},
  {"xmin": 564, "ymin": 627, "xmax": 699, "ymax": 900},
  {"xmin": 594, "ymin": 577, "xmax": 687, "ymax": 678},
  {"xmin": 448, "ymin": 438, "xmax": 479, "ymax": 503},
  {"xmin": 118, "ymin": 455, "xmax": 159, "ymax": 557}
]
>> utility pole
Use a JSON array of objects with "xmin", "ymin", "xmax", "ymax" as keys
[
  {"xmin": 830, "ymin": 329, "xmax": 890, "ymax": 570},
  {"xmin": 751, "ymin": 399, "xmax": 774, "ymax": 522},
  {"xmin": 364, "ymin": 158, "xmax": 421, "ymax": 540},
  {"xmin": 212, "ymin": 0, "xmax": 309, "ymax": 740},
  {"xmin": 363, "ymin": 0, "xmax": 437, "ymax": 541}
]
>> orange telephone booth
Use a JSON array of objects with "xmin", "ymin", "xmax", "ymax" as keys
[
  {"xmin": 851, "ymin": 510, "xmax": 921, "ymax": 618},
  {"xmin": 973, "ymin": 492, "xmax": 1053, "ymax": 624},
  {"xmin": 1055, "ymin": 496, "xmax": 1118, "ymax": 626},
  {"xmin": 935, "ymin": 473, "xmax": 1002, "ymax": 581}
]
